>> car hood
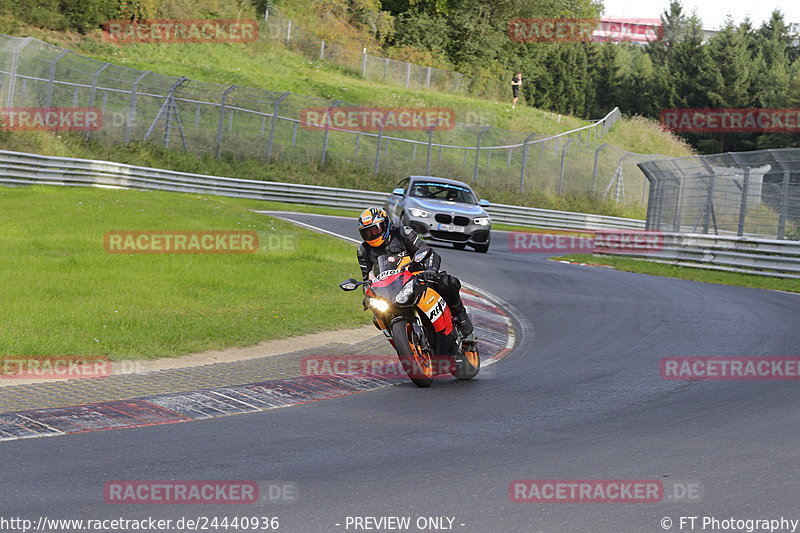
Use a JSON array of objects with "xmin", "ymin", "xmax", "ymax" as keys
[{"xmin": 412, "ymin": 198, "xmax": 487, "ymax": 216}]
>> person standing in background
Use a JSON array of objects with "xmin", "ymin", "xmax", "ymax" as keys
[{"xmin": 511, "ymin": 73, "xmax": 522, "ymax": 109}]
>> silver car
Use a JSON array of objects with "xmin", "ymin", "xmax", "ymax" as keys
[{"xmin": 384, "ymin": 176, "xmax": 492, "ymax": 253}]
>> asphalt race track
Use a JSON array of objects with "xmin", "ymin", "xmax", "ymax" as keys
[{"xmin": 3, "ymin": 213, "xmax": 800, "ymax": 533}]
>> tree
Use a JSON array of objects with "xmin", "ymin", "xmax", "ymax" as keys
[
  {"xmin": 708, "ymin": 18, "xmax": 753, "ymax": 109},
  {"xmin": 648, "ymin": 0, "xmax": 689, "ymax": 67}
]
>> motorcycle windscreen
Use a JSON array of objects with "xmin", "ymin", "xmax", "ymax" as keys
[{"xmin": 370, "ymin": 253, "xmax": 409, "ymax": 280}]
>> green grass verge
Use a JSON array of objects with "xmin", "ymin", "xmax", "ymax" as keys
[
  {"xmin": 553, "ymin": 254, "xmax": 800, "ymax": 293},
  {"xmin": 0, "ymin": 186, "xmax": 370, "ymax": 360}
]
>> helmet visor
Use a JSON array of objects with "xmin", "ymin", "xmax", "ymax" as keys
[{"xmin": 359, "ymin": 222, "xmax": 386, "ymax": 243}]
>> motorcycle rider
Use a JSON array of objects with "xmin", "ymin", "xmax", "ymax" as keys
[{"xmin": 356, "ymin": 207, "xmax": 476, "ymax": 344}]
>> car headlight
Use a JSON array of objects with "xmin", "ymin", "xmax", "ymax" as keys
[
  {"xmin": 395, "ymin": 282, "xmax": 415, "ymax": 305},
  {"xmin": 369, "ymin": 298, "xmax": 390, "ymax": 313},
  {"xmin": 408, "ymin": 208, "xmax": 431, "ymax": 218},
  {"xmin": 473, "ymin": 217, "xmax": 491, "ymax": 226}
]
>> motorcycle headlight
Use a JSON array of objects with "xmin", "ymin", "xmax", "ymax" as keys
[
  {"xmin": 408, "ymin": 208, "xmax": 431, "ymax": 218},
  {"xmin": 395, "ymin": 282, "xmax": 415, "ymax": 305},
  {"xmin": 473, "ymin": 217, "xmax": 491, "ymax": 226},
  {"xmin": 369, "ymin": 298, "xmax": 390, "ymax": 313}
]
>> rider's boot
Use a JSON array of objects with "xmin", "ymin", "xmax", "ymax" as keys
[{"xmin": 452, "ymin": 304, "xmax": 476, "ymax": 346}]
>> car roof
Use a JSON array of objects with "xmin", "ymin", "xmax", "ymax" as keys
[{"xmin": 405, "ymin": 175, "xmax": 473, "ymax": 190}]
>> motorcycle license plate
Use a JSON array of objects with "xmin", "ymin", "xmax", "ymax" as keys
[{"xmin": 438, "ymin": 224, "xmax": 465, "ymax": 233}]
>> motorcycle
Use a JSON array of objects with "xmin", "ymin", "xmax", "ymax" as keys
[{"xmin": 339, "ymin": 248, "xmax": 479, "ymax": 387}]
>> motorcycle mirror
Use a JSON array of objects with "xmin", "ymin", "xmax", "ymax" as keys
[
  {"xmin": 339, "ymin": 278, "xmax": 359, "ymax": 291},
  {"xmin": 413, "ymin": 248, "xmax": 432, "ymax": 264}
]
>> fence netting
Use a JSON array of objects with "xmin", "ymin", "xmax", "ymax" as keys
[
  {"xmin": 640, "ymin": 149, "xmax": 800, "ymax": 239},
  {"xmin": 0, "ymin": 34, "xmax": 656, "ymax": 205}
]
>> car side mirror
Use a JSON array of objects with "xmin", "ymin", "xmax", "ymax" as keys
[
  {"xmin": 339, "ymin": 278, "xmax": 360, "ymax": 291},
  {"xmin": 479, "ymin": 199, "xmax": 490, "ymax": 207},
  {"xmin": 392, "ymin": 188, "xmax": 405, "ymax": 196}
]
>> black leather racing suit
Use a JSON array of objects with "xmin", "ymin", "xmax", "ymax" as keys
[{"xmin": 357, "ymin": 225, "xmax": 473, "ymax": 336}]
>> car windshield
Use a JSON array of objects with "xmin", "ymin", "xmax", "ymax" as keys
[{"xmin": 409, "ymin": 182, "xmax": 476, "ymax": 204}]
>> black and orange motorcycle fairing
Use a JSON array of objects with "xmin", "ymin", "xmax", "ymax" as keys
[{"xmin": 339, "ymin": 250, "xmax": 479, "ymax": 387}]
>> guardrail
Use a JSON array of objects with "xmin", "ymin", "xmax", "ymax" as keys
[
  {"xmin": 0, "ymin": 150, "xmax": 644, "ymax": 231},
  {"xmin": 594, "ymin": 232, "xmax": 800, "ymax": 278}
]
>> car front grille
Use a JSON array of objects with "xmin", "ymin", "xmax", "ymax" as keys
[{"xmin": 434, "ymin": 214, "xmax": 471, "ymax": 226}]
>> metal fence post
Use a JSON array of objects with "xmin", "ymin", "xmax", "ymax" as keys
[
  {"xmin": 320, "ymin": 101, "xmax": 340, "ymax": 165},
  {"xmin": 558, "ymin": 139, "xmax": 574, "ymax": 195},
  {"xmin": 266, "ymin": 92, "xmax": 290, "ymax": 159},
  {"xmin": 702, "ymin": 174, "xmax": 717, "ymax": 234},
  {"xmin": 383, "ymin": 58, "xmax": 389, "ymax": 81},
  {"xmin": 286, "ymin": 21, "xmax": 292, "ymax": 45},
  {"xmin": 45, "ymin": 50, "xmax": 70, "ymax": 109},
  {"xmin": 737, "ymin": 167, "xmax": 751, "ymax": 237},
  {"xmin": 473, "ymin": 127, "xmax": 490, "ymax": 182},
  {"xmin": 425, "ymin": 119, "xmax": 443, "ymax": 174},
  {"xmin": 84, "ymin": 62, "xmax": 110, "ymax": 139},
  {"xmin": 518, "ymin": 133, "xmax": 536, "ymax": 192},
  {"xmin": 320, "ymin": 41, "xmax": 325, "ymax": 60},
  {"xmin": 361, "ymin": 48, "xmax": 368, "ymax": 78},
  {"xmin": 6, "ymin": 37, "xmax": 32, "ymax": 108},
  {"xmin": 405, "ymin": 63, "xmax": 411, "ymax": 88},
  {"xmin": 425, "ymin": 67, "xmax": 432, "ymax": 89},
  {"xmin": 644, "ymin": 175, "xmax": 658, "ymax": 230},
  {"xmin": 778, "ymin": 169, "xmax": 791, "ymax": 239},
  {"xmin": 125, "ymin": 71, "xmax": 150, "ymax": 143},
  {"xmin": 591, "ymin": 143, "xmax": 608, "ymax": 193},
  {"xmin": 216, "ymin": 85, "xmax": 237, "ymax": 157},
  {"xmin": 613, "ymin": 153, "xmax": 631, "ymax": 202},
  {"xmin": 672, "ymin": 176, "xmax": 685, "ymax": 233},
  {"xmin": 161, "ymin": 77, "xmax": 187, "ymax": 149}
]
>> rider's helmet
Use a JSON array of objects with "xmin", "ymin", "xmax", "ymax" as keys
[{"xmin": 358, "ymin": 207, "xmax": 391, "ymax": 247}]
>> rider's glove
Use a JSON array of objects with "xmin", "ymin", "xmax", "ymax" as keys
[{"xmin": 419, "ymin": 269, "xmax": 439, "ymax": 284}]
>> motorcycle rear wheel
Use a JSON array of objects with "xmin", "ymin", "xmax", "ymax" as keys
[{"xmin": 452, "ymin": 344, "xmax": 480, "ymax": 380}]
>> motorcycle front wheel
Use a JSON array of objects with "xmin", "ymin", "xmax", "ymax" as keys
[{"xmin": 391, "ymin": 319, "xmax": 435, "ymax": 387}]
